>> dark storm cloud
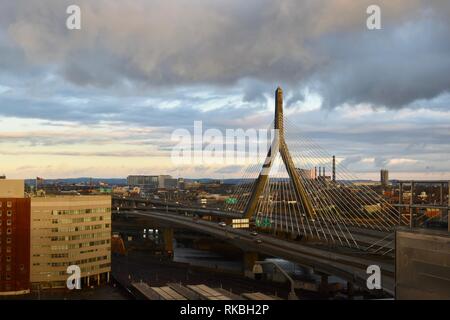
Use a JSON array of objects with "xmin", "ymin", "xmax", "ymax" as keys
[
  {"xmin": 0, "ymin": 84, "xmax": 270, "ymax": 130},
  {"xmin": 0, "ymin": 0, "xmax": 449, "ymax": 111},
  {"xmin": 313, "ymin": 19, "xmax": 450, "ymax": 109}
]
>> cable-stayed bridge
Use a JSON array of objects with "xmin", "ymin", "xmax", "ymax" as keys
[
  {"xmin": 113, "ymin": 87, "xmax": 433, "ymax": 296},
  {"xmin": 222, "ymin": 87, "xmax": 406, "ymax": 250}
]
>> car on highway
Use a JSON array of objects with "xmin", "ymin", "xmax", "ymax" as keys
[
  {"xmin": 254, "ymin": 238, "xmax": 263, "ymax": 244},
  {"xmin": 218, "ymin": 222, "xmax": 227, "ymax": 227},
  {"xmin": 250, "ymin": 231, "xmax": 258, "ymax": 236}
]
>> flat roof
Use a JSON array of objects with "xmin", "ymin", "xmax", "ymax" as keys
[
  {"xmin": 0, "ymin": 179, "xmax": 24, "ymax": 198},
  {"xmin": 186, "ymin": 284, "xmax": 231, "ymax": 300}
]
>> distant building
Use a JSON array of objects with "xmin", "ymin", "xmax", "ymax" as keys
[
  {"xmin": 297, "ymin": 168, "xmax": 315, "ymax": 180},
  {"xmin": 164, "ymin": 178, "xmax": 179, "ymax": 189},
  {"xmin": 127, "ymin": 175, "xmax": 159, "ymax": 189},
  {"xmin": 158, "ymin": 175, "xmax": 173, "ymax": 189},
  {"xmin": 177, "ymin": 178, "xmax": 185, "ymax": 190},
  {"xmin": 381, "ymin": 169, "xmax": 389, "ymax": 186},
  {"xmin": 30, "ymin": 195, "xmax": 111, "ymax": 289},
  {"xmin": 0, "ymin": 179, "xmax": 31, "ymax": 296},
  {"xmin": 127, "ymin": 175, "xmax": 175, "ymax": 189}
]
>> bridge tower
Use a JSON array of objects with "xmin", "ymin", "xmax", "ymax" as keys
[{"xmin": 244, "ymin": 87, "xmax": 315, "ymax": 219}]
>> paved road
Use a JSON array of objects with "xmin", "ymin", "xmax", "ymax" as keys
[{"xmin": 122, "ymin": 210, "xmax": 395, "ymax": 296}]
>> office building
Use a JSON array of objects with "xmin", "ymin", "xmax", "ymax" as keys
[
  {"xmin": 30, "ymin": 195, "xmax": 111, "ymax": 289},
  {"xmin": 0, "ymin": 180, "xmax": 31, "ymax": 295},
  {"xmin": 127, "ymin": 175, "xmax": 175, "ymax": 189},
  {"xmin": 163, "ymin": 178, "xmax": 178, "ymax": 189},
  {"xmin": 127, "ymin": 175, "xmax": 159, "ymax": 189},
  {"xmin": 158, "ymin": 175, "xmax": 173, "ymax": 189}
]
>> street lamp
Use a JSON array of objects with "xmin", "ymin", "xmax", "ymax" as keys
[{"xmin": 252, "ymin": 260, "xmax": 299, "ymax": 300}]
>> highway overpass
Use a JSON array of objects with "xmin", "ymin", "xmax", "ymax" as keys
[{"xmin": 118, "ymin": 209, "xmax": 395, "ymax": 296}]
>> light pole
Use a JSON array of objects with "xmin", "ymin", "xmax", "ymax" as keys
[
  {"xmin": 165, "ymin": 194, "xmax": 168, "ymax": 213},
  {"xmin": 253, "ymin": 260, "xmax": 299, "ymax": 300}
]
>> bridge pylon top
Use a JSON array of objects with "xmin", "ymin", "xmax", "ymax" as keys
[{"xmin": 275, "ymin": 87, "xmax": 284, "ymax": 132}]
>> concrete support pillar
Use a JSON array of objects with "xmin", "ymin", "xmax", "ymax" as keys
[
  {"xmin": 87, "ymin": 276, "xmax": 90, "ymax": 287},
  {"xmin": 347, "ymin": 281, "xmax": 354, "ymax": 299},
  {"xmin": 97, "ymin": 274, "xmax": 100, "ymax": 286},
  {"xmin": 107, "ymin": 272, "xmax": 110, "ymax": 283},
  {"xmin": 319, "ymin": 274, "xmax": 329, "ymax": 295},
  {"xmin": 163, "ymin": 228, "xmax": 174, "ymax": 255},
  {"xmin": 243, "ymin": 252, "xmax": 259, "ymax": 279}
]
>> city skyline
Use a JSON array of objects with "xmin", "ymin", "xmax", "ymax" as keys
[{"xmin": 1, "ymin": 1, "xmax": 450, "ymax": 180}]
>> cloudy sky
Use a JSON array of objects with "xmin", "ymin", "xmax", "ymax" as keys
[{"xmin": 0, "ymin": 0, "xmax": 450, "ymax": 180}]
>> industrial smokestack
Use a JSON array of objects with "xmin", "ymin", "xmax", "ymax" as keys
[
  {"xmin": 314, "ymin": 167, "xmax": 317, "ymax": 179},
  {"xmin": 323, "ymin": 167, "xmax": 326, "ymax": 177},
  {"xmin": 332, "ymin": 156, "xmax": 336, "ymax": 182},
  {"xmin": 319, "ymin": 167, "xmax": 322, "ymax": 177}
]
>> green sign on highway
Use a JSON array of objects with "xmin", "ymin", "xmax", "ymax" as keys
[{"xmin": 256, "ymin": 217, "xmax": 271, "ymax": 228}]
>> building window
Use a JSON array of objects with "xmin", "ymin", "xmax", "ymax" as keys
[
  {"xmin": 7, "ymin": 201, "xmax": 12, "ymax": 208},
  {"xmin": 6, "ymin": 256, "xmax": 11, "ymax": 262},
  {"xmin": 7, "ymin": 228, "xmax": 12, "ymax": 235},
  {"xmin": 7, "ymin": 210, "xmax": 12, "ymax": 216},
  {"xmin": 7, "ymin": 219, "xmax": 12, "ymax": 226}
]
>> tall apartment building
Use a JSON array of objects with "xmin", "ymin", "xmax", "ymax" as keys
[
  {"xmin": 0, "ymin": 180, "xmax": 31, "ymax": 295},
  {"xmin": 30, "ymin": 195, "xmax": 111, "ymax": 289}
]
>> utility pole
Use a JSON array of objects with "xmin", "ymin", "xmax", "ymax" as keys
[{"xmin": 253, "ymin": 260, "xmax": 299, "ymax": 300}]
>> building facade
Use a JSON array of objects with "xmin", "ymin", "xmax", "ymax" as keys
[
  {"xmin": 127, "ymin": 175, "xmax": 175, "ymax": 189},
  {"xmin": 30, "ymin": 195, "xmax": 111, "ymax": 289},
  {"xmin": 0, "ymin": 180, "xmax": 31, "ymax": 295},
  {"xmin": 381, "ymin": 169, "xmax": 389, "ymax": 186},
  {"xmin": 163, "ymin": 178, "xmax": 179, "ymax": 189},
  {"xmin": 127, "ymin": 175, "xmax": 159, "ymax": 189},
  {"xmin": 297, "ymin": 168, "xmax": 315, "ymax": 180}
]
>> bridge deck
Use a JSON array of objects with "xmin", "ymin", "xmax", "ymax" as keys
[{"xmin": 121, "ymin": 209, "xmax": 395, "ymax": 296}]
